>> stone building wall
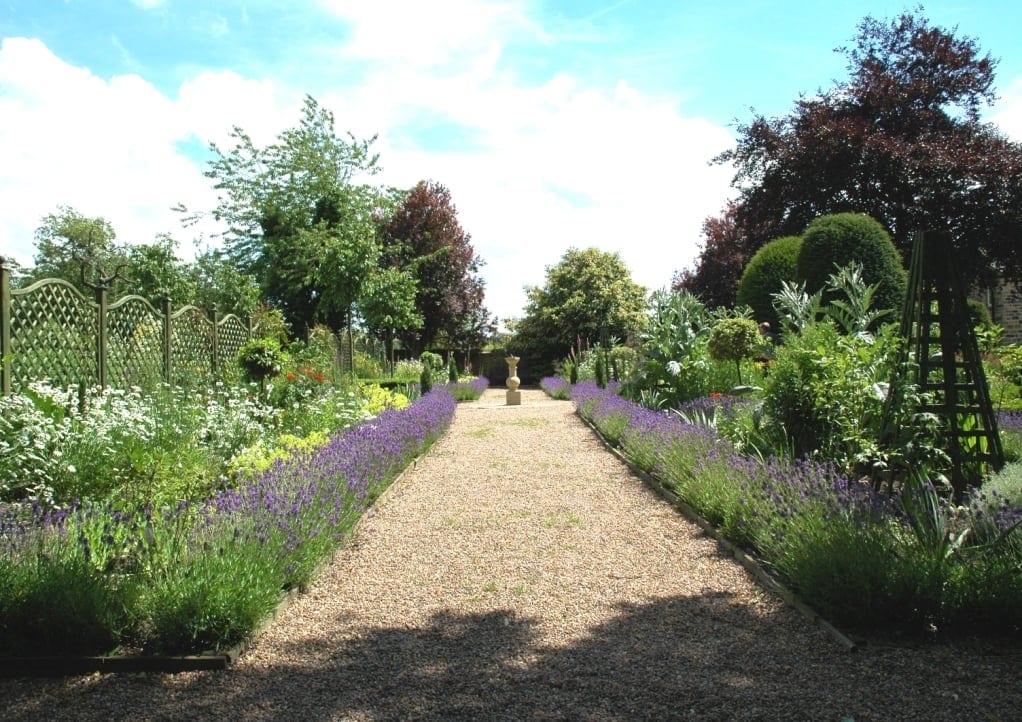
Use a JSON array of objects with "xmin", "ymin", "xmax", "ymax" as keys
[{"xmin": 984, "ymin": 279, "xmax": 1022, "ymax": 345}]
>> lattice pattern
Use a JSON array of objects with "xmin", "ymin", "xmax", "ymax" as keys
[
  {"xmin": 171, "ymin": 306, "xmax": 214, "ymax": 388},
  {"xmin": 880, "ymin": 231, "xmax": 1003, "ymax": 497},
  {"xmin": 4, "ymin": 277, "xmax": 250, "ymax": 393},
  {"xmin": 218, "ymin": 314, "xmax": 249, "ymax": 369},
  {"xmin": 107, "ymin": 296, "xmax": 164, "ymax": 390},
  {"xmin": 10, "ymin": 280, "xmax": 97, "ymax": 389}
]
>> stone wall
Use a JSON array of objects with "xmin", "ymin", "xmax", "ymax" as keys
[{"xmin": 982, "ymin": 279, "xmax": 1022, "ymax": 344}]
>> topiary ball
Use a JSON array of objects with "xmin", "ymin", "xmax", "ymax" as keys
[
  {"xmin": 736, "ymin": 235, "xmax": 803, "ymax": 329},
  {"xmin": 796, "ymin": 213, "xmax": 906, "ymax": 316}
]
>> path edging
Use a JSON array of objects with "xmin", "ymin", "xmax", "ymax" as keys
[{"xmin": 577, "ymin": 411, "xmax": 858, "ymax": 652}]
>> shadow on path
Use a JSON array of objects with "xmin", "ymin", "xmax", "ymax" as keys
[{"xmin": 3, "ymin": 589, "xmax": 1018, "ymax": 721}]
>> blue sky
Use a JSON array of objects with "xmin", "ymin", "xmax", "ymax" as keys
[{"xmin": 3, "ymin": 1, "xmax": 1022, "ymax": 323}]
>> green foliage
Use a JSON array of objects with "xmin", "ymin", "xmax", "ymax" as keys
[
  {"xmin": 594, "ymin": 346, "xmax": 608, "ymax": 389},
  {"xmin": 358, "ymin": 382, "xmax": 410, "ymax": 416},
  {"xmin": 796, "ymin": 213, "xmax": 906, "ymax": 316},
  {"xmin": 27, "ymin": 206, "xmax": 122, "ymax": 295},
  {"xmin": 980, "ymin": 462, "xmax": 1022, "ymax": 507},
  {"xmin": 771, "ymin": 280, "xmax": 823, "ymax": 338},
  {"xmin": 238, "ymin": 337, "xmax": 284, "ymax": 385},
  {"xmin": 967, "ymin": 298, "xmax": 993, "ymax": 330},
  {"xmin": 513, "ymin": 247, "xmax": 648, "ymax": 371},
  {"xmin": 419, "ymin": 354, "xmax": 436, "ymax": 394},
  {"xmin": 186, "ymin": 95, "xmax": 383, "ymax": 339},
  {"xmin": 228, "ymin": 431, "xmax": 330, "ymax": 482},
  {"xmin": 607, "ymin": 344, "xmax": 639, "ymax": 382},
  {"xmin": 625, "ymin": 289, "xmax": 711, "ymax": 407},
  {"xmin": 0, "ymin": 539, "xmax": 131, "ymax": 655},
  {"xmin": 707, "ymin": 316, "xmax": 761, "ymax": 385},
  {"xmin": 393, "ymin": 358, "xmax": 425, "ymax": 382},
  {"xmin": 821, "ymin": 263, "xmax": 895, "ymax": 337},
  {"xmin": 763, "ymin": 319, "xmax": 898, "ymax": 466},
  {"xmin": 358, "ymin": 265, "xmax": 422, "ymax": 372},
  {"xmin": 736, "ymin": 235, "xmax": 802, "ymax": 329},
  {"xmin": 189, "ymin": 246, "xmax": 262, "ymax": 318},
  {"xmin": 994, "ymin": 345, "xmax": 1022, "ymax": 387},
  {"xmin": 448, "ymin": 355, "xmax": 459, "ymax": 383}
]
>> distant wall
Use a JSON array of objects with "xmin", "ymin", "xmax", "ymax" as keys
[{"xmin": 979, "ymin": 279, "xmax": 1022, "ymax": 345}]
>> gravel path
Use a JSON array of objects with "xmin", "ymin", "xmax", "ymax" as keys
[{"xmin": 2, "ymin": 388, "xmax": 1019, "ymax": 721}]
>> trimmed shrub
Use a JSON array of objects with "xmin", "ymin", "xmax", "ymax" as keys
[
  {"xmin": 707, "ymin": 317, "xmax": 761, "ymax": 386},
  {"xmin": 736, "ymin": 235, "xmax": 803, "ymax": 329},
  {"xmin": 796, "ymin": 213, "xmax": 906, "ymax": 316}
]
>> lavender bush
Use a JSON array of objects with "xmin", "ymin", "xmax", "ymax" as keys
[
  {"xmin": 539, "ymin": 376, "xmax": 571, "ymax": 400},
  {"xmin": 575, "ymin": 384, "xmax": 1022, "ymax": 634},
  {"xmin": 443, "ymin": 377, "xmax": 489, "ymax": 402},
  {"xmin": 0, "ymin": 389, "xmax": 457, "ymax": 656}
]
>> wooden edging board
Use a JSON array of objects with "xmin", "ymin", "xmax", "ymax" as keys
[{"xmin": 578, "ymin": 413, "xmax": 859, "ymax": 653}]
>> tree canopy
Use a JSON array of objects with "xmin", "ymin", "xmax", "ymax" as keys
[
  {"xmin": 379, "ymin": 180, "xmax": 488, "ymax": 355},
  {"xmin": 28, "ymin": 206, "xmax": 121, "ymax": 292},
  {"xmin": 673, "ymin": 202, "xmax": 749, "ymax": 309},
  {"xmin": 701, "ymin": 9, "xmax": 1022, "ymax": 296},
  {"xmin": 185, "ymin": 95, "xmax": 384, "ymax": 339},
  {"xmin": 513, "ymin": 247, "xmax": 648, "ymax": 370}
]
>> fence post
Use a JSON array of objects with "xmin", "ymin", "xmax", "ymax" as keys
[
  {"xmin": 210, "ymin": 304, "xmax": 219, "ymax": 377},
  {"xmin": 1, "ymin": 257, "xmax": 11, "ymax": 395},
  {"xmin": 96, "ymin": 284, "xmax": 108, "ymax": 389},
  {"xmin": 162, "ymin": 296, "xmax": 173, "ymax": 385}
]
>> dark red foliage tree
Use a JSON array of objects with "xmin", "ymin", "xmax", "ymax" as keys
[
  {"xmin": 673, "ymin": 202, "xmax": 754, "ymax": 309},
  {"xmin": 380, "ymin": 180, "xmax": 488, "ymax": 355},
  {"xmin": 714, "ymin": 9, "xmax": 1022, "ymax": 287}
]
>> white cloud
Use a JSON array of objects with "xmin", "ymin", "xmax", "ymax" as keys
[
  {"xmin": 0, "ymin": 38, "xmax": 297, "ymax": 267},
  {"xmin": 0, "ymin": 4, "xmax": 736, "ymax": 323},
  {"xmin": 315, "ymin": 37, "xmax": 735, "ymax": 321},
  {"xmin": 317, "ymin": 0, "xmax": 540, "ymax": 69},
  {"xmin": 0, "ymin": 38, "xmax": 200, "ymax": 263}
]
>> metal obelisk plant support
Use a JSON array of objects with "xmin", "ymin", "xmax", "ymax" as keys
[{"xmin": 877, "ymin": 230, "xmax": 1004, "ymax": 499}]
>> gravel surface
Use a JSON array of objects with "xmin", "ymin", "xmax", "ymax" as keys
[{"xmin": 1, "ymin": 388, "xmax": 1019, "ymax": 721}]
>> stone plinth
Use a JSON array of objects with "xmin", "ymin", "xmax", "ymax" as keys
[{"xmin": 505, "ymin": 355, "xmax": 521, "ymax": 406}]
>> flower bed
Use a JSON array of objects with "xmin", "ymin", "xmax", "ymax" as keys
[
  {"xmin": 539, "ymin": 376, "xmax": 571, "ymax": 400},
  {"xmin": 0, "ymin": 389, "xmax": 456, "ymax": 657},
  {"xmin": 443, "ymin": 377, "xmax": 489, "ymax": 402},
  {"xmin": 573, "ymin": 384, "xmax": 1022, "ymax": 637}
]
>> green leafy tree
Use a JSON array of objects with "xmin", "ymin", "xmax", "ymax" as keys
[
  {"xmin": 358, "ymin": 265, "xmax": 423, "ymax": 375},
  {"xmin": 713, "ymin": 9, "xmax": 1022, "ymax": 288},
  {"xmin": 513, "ymin": 247, "xmax": 648, "ymax": 374},
  {"xmin": 184, "ymin": 95, "xmax": 383, "ymax": 344},
  {"xmin": 123, "ymin": 235, "xmax": 197, "ymax": 307},
  {"xmin": 188, "ymin": 246, "xmax": 262, "ymax": 318},
  {"xmin": 28, "ymin": 206, "xmax": 125, "ymax": 293}
]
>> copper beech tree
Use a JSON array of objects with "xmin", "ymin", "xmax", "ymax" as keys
[
  {"xmin": 683, "ymin": 9, "xmax": 1022, "ymax": 301},
  {"xmin": 379, "ymin": 180, "xmax": 488, "ymax": 356}
]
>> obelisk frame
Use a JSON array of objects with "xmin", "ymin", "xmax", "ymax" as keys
[{"xmin": 505, "ymin": 355, "xmax": 522, "ymax": 405}]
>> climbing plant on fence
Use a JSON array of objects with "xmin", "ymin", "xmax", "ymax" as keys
[{"xmin": 0, "ymin": 257, "xmax": 250, "ymax": 394}]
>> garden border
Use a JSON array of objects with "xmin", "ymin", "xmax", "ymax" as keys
[
  {"xmin": 577, "ymin": 412, "xmax": 859, "ymax": 652},
  {"xmin": 0, "ymin": 457, "xmax": 422, "ymax": 677}
]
